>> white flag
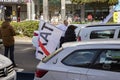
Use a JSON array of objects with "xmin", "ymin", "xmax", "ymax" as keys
[{"xmin": 35, "ymin": 20, "xmax": 63, "ymax": 60}]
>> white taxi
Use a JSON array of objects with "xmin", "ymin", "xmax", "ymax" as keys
[
  {"xmin": 34, "ymin": 40, "xmax": 120, "ymax": 80},
  {"xmin": 79, "ymin": 24, "xmax": 120, "ymax": 41}
]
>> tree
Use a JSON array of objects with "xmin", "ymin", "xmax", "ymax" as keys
[
  {"xmin": 71, "ymin": 0, "xmax": 118, "ymax": 5},
  {"xmin": 49, "ymin": 0, "xmax": 61, "ymax": 14},
  {"xmin": 48, "ymin": 0, "xmax": 61, "ymax": 20},
  {"xmin": 108, "ymin": 0, "xmax": 118, "ymax": 5},
  {"xmin": 71, "ymin": 0, "xmax": 118, "ymax": 22},
  {"xmin": 49, "ymin": 0, "xmax": 60, "ymax": 5}
]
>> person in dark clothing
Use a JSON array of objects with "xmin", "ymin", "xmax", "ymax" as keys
[
  {"xmin": 0, "ymin": 18, "xmax": 17, "ymax": 67},
  {"xmin": 64, "ymin": 25, "xmax": 77, "ymax": 43}
]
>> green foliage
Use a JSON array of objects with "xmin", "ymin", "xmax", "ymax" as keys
[
  {"xmin": 71, "ymin": 0, "xmax": 118, "ymax": 5},
  {"xmin": 108, "ymin": 0, "xmax": 118, "ymax": 5},
  {"xmin": 20, "ymin": 21, "xmax": 38, "ymax": 37},
  {"xmin": 49, "ymin": 0, "xmax": 60, "ymax": 5},
  {"xmin": 10, "ymin": 21, "xmax": 39, "ymax": 37},
  {"xmin": 71, "ymin": 0, "xmax": 107, "ymax": 4}
]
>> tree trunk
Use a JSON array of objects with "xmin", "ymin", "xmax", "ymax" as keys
[
  {"xmin": 43, "ymin": 0, "xmax": 49, "ymax": 22},
  {"xmin": 80, "ymin": 4, "xmax": 85, "ymax": 23},
  {"xmin": 61, "ymin": 0, "xmax": 66, "ymax": 21}
]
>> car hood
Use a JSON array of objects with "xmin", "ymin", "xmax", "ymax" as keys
[{"xmin": 0, "ymin": 54, "xmax": 12, "ymax": 68}]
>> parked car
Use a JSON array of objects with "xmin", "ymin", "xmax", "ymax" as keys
[
  {"xmin": 31, "ymin": 24, "xmax": 85, "ymax": 48},
  {"xmin": 34, "ymin": 40, "xmax": 120, "ymax": 80},
  {"xmin": 79, "ymin": 24, "xmax": 120, "ymax": 41},
  {"xmin": 32, "ymin": 24, "xmax": 120, "ymax": 48},
  {"xmin": 0, "ymin": 54, "xmax": 16, "ymax": 80}
]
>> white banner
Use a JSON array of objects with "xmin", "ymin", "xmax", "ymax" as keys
[{"xmin": 35, "ymin": 20, "xmax": 63, "ymax": 60}]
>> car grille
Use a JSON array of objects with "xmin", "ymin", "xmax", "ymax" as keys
[{"xmin": 0, "ymin": 64, "xmax": 14, "ymax": 77}]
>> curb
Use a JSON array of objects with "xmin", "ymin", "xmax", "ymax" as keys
[
  {"xmin": 15, "ymin": 36, "xmax": 32, "ymax": 43},
  {"xmin": 15, "ymin": 40, "xmax": 32, "ymax": 43}
]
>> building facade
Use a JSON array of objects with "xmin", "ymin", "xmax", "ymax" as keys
[
  {"xmin": 0, "ymin": 0, "xmax": 40, "ymax": 22},
  {"xmin": 0, "ymin": 0, "xmax": 110, "ymax": 22}
]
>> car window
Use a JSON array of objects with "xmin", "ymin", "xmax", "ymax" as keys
[
  {"xmin": 62, "ymin": 49, "xmax": 100, "ymax": 68},
  {"xmin": 92, "ymin": 49, "xmax": 120, "ymax": 72},
  {"xmin": 90, "ymin": 30, "xmax": 115, "ymax": 39}
]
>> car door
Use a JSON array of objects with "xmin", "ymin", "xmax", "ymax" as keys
[
  {"xmin": 61, "ymin": 49, "xmax": 99, "ymax": 80},
  {"xmin": 87, "ymin": 69, "xmax": 120, "ymax": 80},
  {"xmin": 87, "ymin": 49, "xmax": 120, "ymax": 80},
  {"xmin": 116, "ymin": 28, "xmax": 120, "ymax": 39},
  {"xmin": 67, "ymin": 67, "xmax": 88, "ymax": 80}
]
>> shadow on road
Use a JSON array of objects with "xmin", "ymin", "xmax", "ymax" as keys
[{"xmin": 17, "ymin": 72, "xmax": 34, "ymax": 80}]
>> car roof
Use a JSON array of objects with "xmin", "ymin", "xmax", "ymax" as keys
[
  {"xmin": 86, "ymin": 24, "xmax": 120, "ymax": 28},
  {"xmin": 62, "ymin": 39, "xmax": 120, "ymax": 48}
]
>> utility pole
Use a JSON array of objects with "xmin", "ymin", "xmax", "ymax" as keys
[
  {"xmin": 27, "ymin": 0, "xmax": 32, "ymax": 20},
  {"xmin": 61, "ymin": 0, "xmax": 66, "ymax": 21},
  {"xmin": 43, "ymin": 0, "xmax": 49, "ymax": 22},
  {"xmin": 27, "ymin": 0, "xmax": 35, "ymax": 20},
  {"xmin": 36, "ymin": 0, "xmax": 40, "ymax": 18},
  {"xmin": 31, "ymin": 0, "xmax": 35, "ymax": 20}
]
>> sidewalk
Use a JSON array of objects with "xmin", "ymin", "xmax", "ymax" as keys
[
  {"xmin": 14, "ymin": 36, "xmax": 32, "ymax": 43},
  {"xmin": 0, "ymin": 36, "xmax": 32, "ymax": 48}
]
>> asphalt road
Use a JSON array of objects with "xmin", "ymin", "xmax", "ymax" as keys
[{"xmin": 0, "ymin": 40, "xmax": 40, "ymax": 80}]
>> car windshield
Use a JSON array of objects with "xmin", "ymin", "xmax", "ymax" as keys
[{"xmin": 42, "ymin": 47, "xmax": 63, "ymax": 63}]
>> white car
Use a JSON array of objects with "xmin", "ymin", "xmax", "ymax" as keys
[
  {"xmin": 31, "ymin": 24, "xmax": 84, "ymax": 48},
  {"xmin": 0, "ymin": 54, "xmax": 16, "ymax": 80},
  {"xmin": 34, "ymin": 40, "xmax": 120, "ymax": 80},
  {"xmin": 79, "ymin": 24, "xmax": 120, "ymax": 41},
  {"xmin": 32, "ymin": 24, "xmax": 120, "ymax": 47}
]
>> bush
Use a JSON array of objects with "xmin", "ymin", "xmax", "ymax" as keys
[
  {"xmin": 11, "ymin": 21, "xmax": 39, "ymax": 37},
  {"xmin": 0, "ymin": 20, "xmax": 39, "ymax": 37}
]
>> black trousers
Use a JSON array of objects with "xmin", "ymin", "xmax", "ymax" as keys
[{"xmin": 4, "ymin": 45, "xmax": 15, "ymax": 65}]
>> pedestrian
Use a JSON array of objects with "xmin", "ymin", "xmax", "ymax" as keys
[
  {"xmin": 56, "ymin": 20, "xmax": 68, "ymax": 47},
  {"xmin": 0, "ymin": 17, "xmax": 17, "ymax": 67},
  {"xmin": 87, "ymin": 13, "xmax": 93, "ymax": 22},
  {"xmin": 64, "ymin": 25, "xmax": 77, "ymax": 43}
]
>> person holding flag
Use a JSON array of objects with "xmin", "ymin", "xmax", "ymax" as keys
[
  {"xmin": 64, "ymin": 25, "xmax": 77, "ymax": 43},
  {"xmin": 56, "ymin": 20, "xmax": 68, "ymax": 47},
  {"xmin": 35, "ymin": 20, "xmax": 63, "ymax": 60}
]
